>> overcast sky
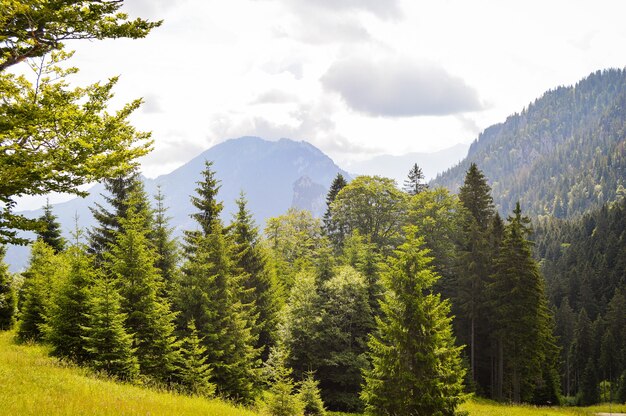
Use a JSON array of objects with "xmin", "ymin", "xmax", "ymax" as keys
[{"xmin": 13, "ymin": 0, "xmax": 626, "ymax": 209}]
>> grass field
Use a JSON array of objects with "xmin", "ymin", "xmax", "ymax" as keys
[
  {"xmin": 0, "ymin": 331, "xmax": 256, "ymax": 416},
  {"xmin": 1, "ymin": 330, "xmax": 624, "ymax": 416}
]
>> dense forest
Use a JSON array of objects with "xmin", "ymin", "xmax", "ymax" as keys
[
  {"xmin": 534, "ymin": 197, "xmax": 626, "ymax": 404},
  {"xmin": 1, "ymin": 160, "xmax": 589, "ymax": 415},
  {"xmin": 432, "ymin": 69, "xmax": 626, "ymax": 219}
]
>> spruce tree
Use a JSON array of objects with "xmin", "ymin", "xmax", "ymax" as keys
[
  {"xmin": 88, "ymin": 170, "xmax": 154, "ymax": 261},
  {"xmin": 36, "ymin": 201, "xmax": 65, "ymax": 253},
  {"xmin": 262, "ymin": 343, "xmax": 304, "ymax": 416},
  {"xmin": 45, "ymin": 242, "xmax": 94, "ymax": 362},
  {"xmin": 153, "ymin": 186, "xmax": 180, "ymax": 298},
  {"xmin": 17, "ymin": 240, "xmax": 65, "ymax": 342},
  {"xmin": 298, "ymin": 372, "xmax": 326, "ymax": 416},
  {"xmin": 108, "ymin": 189, "xmax": 178, "ymax": 383},
  {"xmin": 176, "ymin": 319, "xmax": 215, "ymax": 397},
  {"xmin": 82, "ymin": 277, "xmax": 139, "ymax": 381},
  {"xmin": 490, "ymin": 203, "xmax": 559, "ymax": 403},
  {"xmin": 230, "ymin": 193, "xmax": 281, "ymax": 359},
  {"xmin": 403, "ymin": 163, "xmax": 428, "ymax": 195},
  {"xmin": 0, "ymin": 246, "xmax": 16, "ymax": 330},
  {"xmin": 361, "ymin": 227, "xmax": 465, "ymax": 416},
  {"xmin": 175, "ymin": 160, "xmax": 259, "ymax": 403},
  {"xmin": 455, "ymin": 163, "xmax": 496, "ymax": 389},
  {"xmin": 322, "ymin": 173, "xmax": 347, "ymax": 249}
]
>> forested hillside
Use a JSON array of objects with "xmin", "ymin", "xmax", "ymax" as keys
[
  {"xmin": 432, "ymin": 69, "xmax": 626, "ymax": 218},
  {"xmin": 534, "ymin": 197, "xmax": 626, "ymax": 402}
]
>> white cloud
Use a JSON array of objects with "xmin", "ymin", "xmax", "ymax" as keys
[{"xmin": 321, "ymin": 56, "xmax": 483, "ymax": 117}]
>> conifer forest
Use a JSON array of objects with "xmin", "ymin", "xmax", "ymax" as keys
[{"xmin": 1, "ymin": 1, "xmax": 626, "ymax": 416}]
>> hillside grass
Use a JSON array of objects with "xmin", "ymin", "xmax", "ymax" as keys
[
  {"xmin": 0, "ymin": 331, "xmax": 257, "ymax": 416},
  {"xmin": 2, "ymin": 330, "xmax": 624, "ymax": 416}
]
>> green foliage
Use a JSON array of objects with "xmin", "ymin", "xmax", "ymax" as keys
[
  {"xmin": 331, "ymin": 176, "xmax": 407, "ymax": 253},
  {"xmin": 298, "ymin": 372, "xmax": 326, "ymax": 416},
  {"xmin": 0, "ymin": 51, "xmax": 153, "ymax": 244},
  {"xmin": 490, "ymin": 203, "xmax": 560, "ymax": 403},
  {"xmin": 361, "ymin": 227, "xmax": 465, "ymax": 416},
  {"xmin": 0, "ymin": 0, "xmax": 161, "ymax": 71},
  {"xmin": 176, "ymin": 162, "xmax": 260, "ymax": 403},
  {"xmin": 176, "ymin": 319, "xmax": 215, "ymax": 397},
  {"xmin": 230, "ymin": 193, "xmax": 281, "ymax": 360},
  {"xmin": 265, "ymin": 208, "xmax": 322, "ymax": 291},
  {"xmin": 107, "ymin": 190, "xmax": 177, "ymax": 383},
  {"xmin": 45, "ymin": 244, "xmax": 94, "ymax": 362},
  {"xmin": 0, "ymin": 245, "xmax": 16, "ymax": 329},
  {"xmin": 82, "ymin": 276, "xmax": 139, "ymax": 381},
  {"xmin": 153, "ymin": 186, "xmax": 180, "ymax": 299},
  {"xmin": 261, "ymin": 344, "xmax": 304, "ymax": 416},
  {"xmin": 315, "ymin": 266, "xmax": 373, "ymax": 411},
  {"xmin": 36, "ymin": 201, "xmax": 65, "ymax": 253},
  {"xmin": 17, "ymin": 240, "xmax": 65, "ymax": 342},
  {"xmin": 89, "ymin": 171, "xmax": 154, "ymax": 261}
]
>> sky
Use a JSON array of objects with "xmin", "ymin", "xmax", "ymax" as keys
[{"xmin": 14, "ymin": 0, "xmax": 626, "ymax": 209}]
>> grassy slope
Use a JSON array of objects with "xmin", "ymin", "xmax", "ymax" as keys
[
  {"xmin": 2, "ymin": 330, "xmax": 624, "ymax": 416},
  {"xmin": 0, "ymin": 331, "xmax": 257, "ymax": 416}
]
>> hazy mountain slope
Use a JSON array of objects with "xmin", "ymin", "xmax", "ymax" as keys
[
  {"xmin": 6, "ymin": 137, "xmax": 348, "ymax": 271},
  {"xmin": 431, "ymin": 69, "xmax": 626, "ymax": 218},
  {"xmin": 345, "ymin": 143, "xmax": 469, "ymax": 184}
]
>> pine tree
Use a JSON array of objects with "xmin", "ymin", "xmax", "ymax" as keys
[
  {"xmin": 17, "ymin": 240, "xmax": 64, "ymax": 342},
  {"xmin": 298, "ymin": 372, "xmax": 326, "ymax": 416},
  {"xmin": 230, "ymin": 193, "xmax": 281, "ymax": 359},
  {"xmin": 455, "ymin": 163, "xmax": 495, "ymax": 388},
  {"xmin": 0, "ymin": 246, "xmax": 16, "ymax": 330},
  {"xmin": 36, "ymin": 201, "xmax": 65, "ymax": 253},
  {"xmin": 175, "ymin": 161, "xmax": 260, "ymax": 403},
  {"xmin": 403, "ymin": 163, "xmax": 428, "ymax": 195},
  {"xmin": 108, "ymin": 189, "xmax": 178, "ymax": 383},
  {"xmin": 261, "ymin": 344, "xmax": 304, "ymax": 416},
  {"xmin": 322, "ymin": 173, "xmax": 347, "ymax": 249},
  {"xmin": 45, "ymin": 242, "xmax": 94, "ymax": 363},
  {"xmin": 490, "ymin": 203, "xmax": 560, "ymax": 403},
  {"xmin": 88, "ymin": 170, "xmax": 154, "ymax": 261},
  {"xmin": 153, "ymin": 186, "xmax": 180, "ymax": 298},
  {"xmin": 176, "ymin": 319, "xmax": 215, "ymax": 397},
  {"xmin": 361, "ymin": 227, "xmax": 465, "ymax": 416},
  {"xmin": 82, "ymin": 277, "xmax": 139, "ymax": 381}
]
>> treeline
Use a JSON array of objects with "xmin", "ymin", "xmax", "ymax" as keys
[
  {"xmin": 534, "ymin": 197, "xmax": 626, "ymax": 404},
  {"xmin": 0, "ymin": 162, "xmax": 571, "ymax": 413},
  {"xmin": 433, "ymin": 68, "xmax": 626, "ymax": 219}
]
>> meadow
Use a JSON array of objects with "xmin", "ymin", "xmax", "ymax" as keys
[{"xmin": 1, "ymin": 330, "xmax": 624, "ymax": 416}]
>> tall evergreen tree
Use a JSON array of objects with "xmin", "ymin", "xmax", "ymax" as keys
[
  {"xmin": 176, "ymin": 319, "xmax": 215, "ymax": 397},
  {"xmin": 175, "ymin": 161, "xmax": 259, "ymax": 403},
  {"xmin": 36, "ymin": 201, "xmax": 65, "ymax": 254},
  {"xmin": 82, "ymin": 277, "xmax": 139, "ymax": 381},
  {"xmin": 455, "ymin": 163, "xmax": 495, "ymax": 389},
  {"xmin": 322, "ymin": 173, "xmax": 347, "ymax": 249},
  {"xmin": 45, "ymin": 241, "xmax": 94, "ymax": 362},
  {"xmin": 361, "ymin": 227, "xmax": 465, "ymax": 416},
  {"xmin": 0, "ymin": 246, "xmax": 16, "ymax": 330},
  {"xmin": 17, "ymin": 240, "xmax": 65, "ymax": 342},
  {"xmin": 403, "ymin": 163, "xmax": 428, "ymax": 195},
  {"xmin": 88, "ymin": 170, "xmax": 153, "ymax": 261},
  {"xmin": 108, "ymin": 189, "xmax": 178, "ymax": 383},
  {"xmin": 490, "ymin": 203, "xmax": 560, "ymax": 403},
  {"xmin": 153, "ymin": 186, "xmax": 180, "ymax": 298},
  {"xmin": 230, "ymin": 193, "xmax": 281, "ymax": 359}
]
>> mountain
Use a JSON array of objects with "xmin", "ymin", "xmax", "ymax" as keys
[
  {"xmin": 344, "ymin": 143, "xmax": 469, "ymax": 185},
  {"xmin": 431, "ymin": 68, "xmax": 626, "ymax": 218},
  {"xmin": 6, "ymin": 136, "xmax": 348, "ymax": 272}
]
